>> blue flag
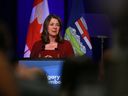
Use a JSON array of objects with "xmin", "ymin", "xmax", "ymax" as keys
[{"xmin": 64, "ymin": 0, "xmax": 92, "ymax": 57}]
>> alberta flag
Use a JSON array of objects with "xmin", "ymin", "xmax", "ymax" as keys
[
  {"xmin": 64, "ymin": 0, "xmax": 92, "ymax": 57},
  {"xmin": 24, "ymin": 0, "xmax": 49, "ymax": 57}
]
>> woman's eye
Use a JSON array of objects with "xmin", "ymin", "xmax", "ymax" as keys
[
  {"xmin": 56, "ymin": 23, "xmax": 60, "ymax": 26},
  {"xmin": 49, "ymin": 23, "xmax": 54, "ymax": 26}
]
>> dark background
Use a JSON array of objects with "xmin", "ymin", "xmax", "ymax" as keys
[{"xmin": 0, "ymin": 0, "xmax": 17, "ymax": 60}]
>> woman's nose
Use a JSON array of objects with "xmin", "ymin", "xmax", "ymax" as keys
[{"xmin": 53, "ymin": 25, "xmax": 57, "ymax": 28}]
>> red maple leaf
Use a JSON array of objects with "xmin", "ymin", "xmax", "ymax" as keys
[
  {"xmin": 33, "ymin": 0, "xmax": 43, "ymax": 7},
  {"xmin": 26, "ymin": 18, "xmax": 42, "ymax": 51}
]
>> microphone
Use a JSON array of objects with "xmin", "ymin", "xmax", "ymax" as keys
[
  {"xmin": 55, "ymin": 48, "xmax": 58, "ymax": 50},
  {"xmin": 41, "ymin": 45, "xmax": 45, "ymax": 51}
]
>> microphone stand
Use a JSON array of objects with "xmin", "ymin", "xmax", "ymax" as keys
[{"xmin": 97, "ymin": 35, "xmax": 108, "ymax": 80}]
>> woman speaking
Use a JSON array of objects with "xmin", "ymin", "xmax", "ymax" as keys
[{"xmin": 30, "ymin": 14, "xmax": 74, "ymax": 59}]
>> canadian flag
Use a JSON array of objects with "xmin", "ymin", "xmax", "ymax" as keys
[{"xmin": 24, "ymin": 0, "xmax": 49, "ymax": 57}]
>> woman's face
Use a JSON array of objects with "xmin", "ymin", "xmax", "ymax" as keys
[{"xmin": 48, "ymin": 18, "xmax": 60, "ymax": 37}]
